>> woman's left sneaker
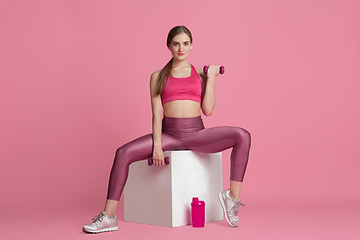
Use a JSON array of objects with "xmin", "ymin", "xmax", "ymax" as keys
[
  {"xmin": 82, "ymin": 211, "xmax": 118, "ymax": 233},
  {"xmin": 218, "ymin": 189, "xmax": 246, "ymax": 228}
]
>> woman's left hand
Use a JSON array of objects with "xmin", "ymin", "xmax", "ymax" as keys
[{"xmin": 207, "ymin": 65, "xmax": 220, "ymax": 79}]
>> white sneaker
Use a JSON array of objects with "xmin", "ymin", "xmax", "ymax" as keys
[
  {"xmin": 82, "ymin": 211, "xmax": 118, "ymax": 233},
  {"xmin": 218, "ymin": 189, "xmax": 245, "ymax": 228}
]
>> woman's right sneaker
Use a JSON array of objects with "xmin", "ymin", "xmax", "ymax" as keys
[
  {"xmin": 82, "ymin": 211, "xmax": 118, "ymax": 234},
  {"xmin": 218, "ymin": 189, "xmax": 246, "ymax": 228}
]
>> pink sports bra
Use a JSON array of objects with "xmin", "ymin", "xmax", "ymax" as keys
[{"xmin": 161, "ymin": 64, "xmax": 202, "ymax": 105}]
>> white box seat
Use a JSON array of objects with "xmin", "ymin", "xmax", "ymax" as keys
[{"xmin": 124, "ymin": 150, "xmax": 223, "ymax": 227}]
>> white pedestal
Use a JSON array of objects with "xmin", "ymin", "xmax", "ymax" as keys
[{"xmin": 124, "ymin": 150, "xmax": 223, "ymax": 227}]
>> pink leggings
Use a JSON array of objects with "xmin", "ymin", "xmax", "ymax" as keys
[{"xmin": 107, "ymin": 116, "xmax": 251, "ymax": 201}]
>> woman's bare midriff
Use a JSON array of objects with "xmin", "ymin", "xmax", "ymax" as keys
[{"xmin": 163, "ymin": 100, "xmax": 201, "ymax": 118}]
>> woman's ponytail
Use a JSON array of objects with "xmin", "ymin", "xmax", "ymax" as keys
[{"xmin": 156, "ymin": 58, "xmax": 173, "ymax": 95}]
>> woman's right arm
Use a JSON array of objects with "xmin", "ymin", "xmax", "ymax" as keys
[{"xmin": 150, "ymin": 71, "xmax": 165, "ymax": 166}]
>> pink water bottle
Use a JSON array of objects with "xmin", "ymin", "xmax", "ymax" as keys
[{"xmin": 191, "ymin": 197, "xmax": 205, "ymax": 227}]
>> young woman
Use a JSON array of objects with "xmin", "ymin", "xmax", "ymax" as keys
[{"xmin": 83, "ymin": 25, "xmax": 251, "ymax": 233}]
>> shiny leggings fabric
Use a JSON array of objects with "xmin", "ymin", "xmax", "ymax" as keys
[{"xmin": 107, "ymin": 116, "xmax": 251, "ymax": 201}]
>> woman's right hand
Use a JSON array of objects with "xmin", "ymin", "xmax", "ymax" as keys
[{"xmin": 152, "ymin": 145, "xmax": 165, "ymax": 166}]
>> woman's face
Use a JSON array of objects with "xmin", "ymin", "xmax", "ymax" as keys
[{"xmin": 168, "ymin": 32, "xmax": 192, "ymax": 61}]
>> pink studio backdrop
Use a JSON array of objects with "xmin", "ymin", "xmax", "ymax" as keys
[{"xmin": 1, "ymin": 0, "xmax": 360, "ymax": 238}]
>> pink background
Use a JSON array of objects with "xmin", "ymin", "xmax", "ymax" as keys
[{"xmin": 1, "ymin": 0, "xmax": 359, "ymax": 239}]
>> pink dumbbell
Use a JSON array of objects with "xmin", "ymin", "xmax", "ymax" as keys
[
  {"xmin": 148, "ymin": 157, "xmax": 170, "ymax": 166},
  {"xmin": 203, "ymin": 66, "xmax": 225, "ymax": 74}
]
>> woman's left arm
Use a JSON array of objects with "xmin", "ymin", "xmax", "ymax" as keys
[{"xmin": 199, "ymin": 65, "xmax": 220, "ymax": 116}]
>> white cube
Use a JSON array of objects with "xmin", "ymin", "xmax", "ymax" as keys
[{"xmin": 124, "ymin": 150, "xmax": 224, "ymax": 227}]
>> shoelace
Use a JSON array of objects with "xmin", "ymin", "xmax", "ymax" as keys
[
  {"xmin": 231, "ymin": 201, "xmax": 246, "ymax": 215},
  {"xmin": 92, "ymin": 213, "xmax": 105, "ymax": 223}
]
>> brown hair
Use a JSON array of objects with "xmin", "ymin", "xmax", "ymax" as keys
[{"xmin": 156, "ymin": 26, "xmax": 193, "ymax": 95}]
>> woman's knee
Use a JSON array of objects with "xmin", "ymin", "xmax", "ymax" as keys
[
  {"xmin": 236, "ymin": 127, "xmax": 251, "ymax": 147},
  {"xmin": 111, "ymin": 146, "xmax": 131, "ymax": 172},
  {"xmin": 114, "ymin": 146, "xmax": 129, "ymax": 162}
]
